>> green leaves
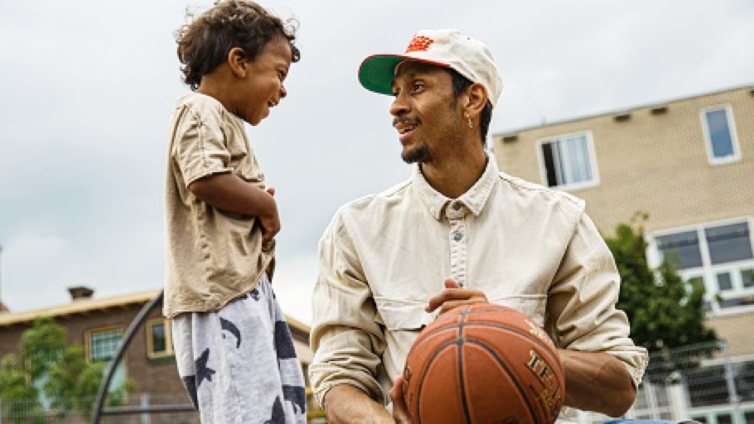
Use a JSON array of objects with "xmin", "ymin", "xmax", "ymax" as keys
[
  {"xmin": 605, "ymin": 213, "xmax": 719, "ymax": 384},
  {"xmin": 0, "ymin": 317, "xmax": 126, "ymax": 421}
]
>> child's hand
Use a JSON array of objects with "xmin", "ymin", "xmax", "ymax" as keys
[{"xmin": 259, "ymin": 187, "xmax": 280, "ymax": 242}]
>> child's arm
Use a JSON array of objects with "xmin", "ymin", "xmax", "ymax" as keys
[{"xmin": 189, "ymin": 173, "xmax": 280, "ymax": 241}]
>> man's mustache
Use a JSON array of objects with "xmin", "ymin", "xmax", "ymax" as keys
[{"xmin": 392, "ymin": 117, "xmax": 419, "ymax": 127}]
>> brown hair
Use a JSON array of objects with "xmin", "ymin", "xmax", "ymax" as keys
[{"xmin": 175, "ymin": 0, "xmax": 301, "ymax": 90}]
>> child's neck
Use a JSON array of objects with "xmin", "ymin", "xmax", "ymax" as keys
[{"xmin": 197, "ymin": 71, "xmax": 237, "ymax": 115}]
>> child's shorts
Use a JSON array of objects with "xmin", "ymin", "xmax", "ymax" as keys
[{"xmin": 171, "ymin": 274, "xmax": 307, "ymax": 423}]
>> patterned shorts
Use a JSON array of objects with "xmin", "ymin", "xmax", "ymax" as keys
[{"xmin": 171, "ymin": 275, "xmax": 307, "ymax": 423}]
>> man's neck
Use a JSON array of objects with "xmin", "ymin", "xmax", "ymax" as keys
[{"xmin": 420, "ymin": 148, "xmax": 488, "ymax": 199}]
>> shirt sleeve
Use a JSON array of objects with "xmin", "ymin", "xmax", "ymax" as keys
[
  {"xmin": 308, "ymin": 211, "xmax": 388, "ymax": 408},
  {"xmin": 546, "ymin": 211, "xmax": 649, "ymax": 387},
  {"xmin": 172, "ymin": 105, "xmax": 232, "ymax": 187}
]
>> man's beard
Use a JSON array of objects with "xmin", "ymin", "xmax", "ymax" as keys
[{"xmin": 402, "ymin": 142, "xmax": 433, "ymax": 164}]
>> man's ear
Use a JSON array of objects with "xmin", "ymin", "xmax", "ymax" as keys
[
  {"xmin": 228, "ymin": 47, "xmax": 248, "ymax": 78},
  {"xmin": 465, "ymin": 83, "xmax": 489, "ymax": 119}
]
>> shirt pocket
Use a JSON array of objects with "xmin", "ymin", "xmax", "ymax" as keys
[
  {"xmin": 373, "ymin": 296, "xmax": 435, "ymax": 331},
  {"xmin": 487, "ymin": 294, "xmax": 547, "ymax": 327}
]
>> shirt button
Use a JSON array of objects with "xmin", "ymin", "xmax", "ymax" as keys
[
  {"xmin": 454, "ymin": 232, "xmax": 463, "ymax": 241},
  {"xmin": 453, "ymin": 202, "xmax": 462, "ymax": 211}
]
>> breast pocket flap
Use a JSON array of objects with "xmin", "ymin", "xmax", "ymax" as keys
[{"xmin": 373, "ymin": 297, "xmax": 433, "ymax": 331}]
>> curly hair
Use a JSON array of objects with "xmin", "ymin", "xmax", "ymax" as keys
[{"xmin": 175, "ymin": 0, "xmax": 301, "ymax": 90}]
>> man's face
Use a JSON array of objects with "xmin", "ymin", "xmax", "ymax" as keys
[{"xmin": 390, "ymin": 62, "xmax": 465, "ymax": 164}]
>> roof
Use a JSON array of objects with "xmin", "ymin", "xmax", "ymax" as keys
[
  {"xmin": 0, "ymin": 290, "xmax": 311, "ymax": 334},
  {"xmin": 495, "ymin": 82, "xmax": 754, "ymax": 137},
  {"xmin": 0, "ymin": 290, "xmax": 157, "ymax": 328}
]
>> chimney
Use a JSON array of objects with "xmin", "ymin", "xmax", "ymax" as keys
[{"xmin": 68, "ymin": 286, "xmax": 94, "ymax": 301}]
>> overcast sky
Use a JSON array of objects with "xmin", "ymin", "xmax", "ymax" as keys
[{"xmin": 1, "ymin": 0, "xmax": 753, "ymax": 324}]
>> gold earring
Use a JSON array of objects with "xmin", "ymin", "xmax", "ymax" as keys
[{"xmin": 466, "ymin": 112, "xmax": 473, "ymax": 129}]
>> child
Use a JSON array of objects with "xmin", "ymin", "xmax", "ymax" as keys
[{"xmin": 163, "ymin": 1, "xmax": 306, "ymax": 422}]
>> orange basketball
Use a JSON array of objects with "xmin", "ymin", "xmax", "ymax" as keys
[{"xmin": 402, "ymin": 303, "xmax": 565, "ymax": 424}]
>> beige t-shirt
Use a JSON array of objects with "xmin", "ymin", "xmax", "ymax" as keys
[
  {"xmin": 309, "ymin": 158, "xmax": 648, "ymax": 407},
  {"xmin": 163, "ymin": 92, "xmax": 274, "ymax": 318}
]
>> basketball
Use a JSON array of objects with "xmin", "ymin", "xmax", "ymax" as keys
[{"xmin": 402, "ymin": 303, "xmax": 565, "ymax": 423}]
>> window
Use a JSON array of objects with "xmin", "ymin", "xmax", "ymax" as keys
[
  {"xmin": 652, "ymin": 219, "xmax": 754, "ymax": 314},
  {"xmin": 537, "ymin": 132, "xmax": 599, "ymax": 190},
  {"xmin": 86, "ymin": 327, "xmax": 126, "ymax": 393},
  {"xmin": 685, "ymin": 359, "xmax": 754, "ymax": 409},
  {"xmin": 147, "ymin": 318, "xmax": 174, "ymax": 359},
  {"xmin": 89, "ymin": 328, "xmax": 123, "ymax": 362},
  {"xmin": 701, "ymin": 105, "xmax": 740, "ymax": 164}
]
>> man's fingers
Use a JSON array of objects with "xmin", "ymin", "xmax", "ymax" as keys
[
  {"xmin": 389, "ymin": 376, "xmax": 403, "ymax": 402},
  {"xmin": 390, "ymin": 376, "xmax": 412, "ymax": 424},
  {"xmin": 438, "ymin": 300, "xmax": 468, "ymax": 314},
  {"xmin": 444, "ymin": 278, "xmax": 461, "ymax": 289},
  {"xmin": 426, "ymin": 288, "xmax": 471, "ymax": 312}
]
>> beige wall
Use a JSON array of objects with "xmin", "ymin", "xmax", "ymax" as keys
[
  {"xmin": 492, "ymin": 86, "xmax": 754, "ymax": 235},
  {"xmin": 706, "ymin": 312, "xmax": 754, "ymax": 358},
  {"xmin": 492, "ymin": 86, "xmax": 754, "ymax": 356}
]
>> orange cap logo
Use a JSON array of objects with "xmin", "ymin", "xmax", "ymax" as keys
[{"xmin": 405, "ymin": 35, "xmax": 434, "ymax": 53}]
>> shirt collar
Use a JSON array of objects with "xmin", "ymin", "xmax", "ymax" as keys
[{"xmin": 412, "ymin": 157, "xmax": 499, "ymax": 220}]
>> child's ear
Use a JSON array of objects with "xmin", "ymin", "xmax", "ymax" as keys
[{"xmin": 228, "ymin": 47, "xmax": 248, "ymax": 78}]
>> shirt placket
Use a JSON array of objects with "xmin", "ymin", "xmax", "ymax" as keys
[{"xmin": 446, "ymin": 201, "xmax": 469, "ymax": 287}]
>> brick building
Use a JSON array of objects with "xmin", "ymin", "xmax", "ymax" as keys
[{"xmin": 0, "ymin": 287, "xmax": 314, "ymax": 422}]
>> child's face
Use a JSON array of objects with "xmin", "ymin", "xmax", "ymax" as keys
[{"xmin": 236, "ymin": 37, "xmax": 293, "ymax": 126}]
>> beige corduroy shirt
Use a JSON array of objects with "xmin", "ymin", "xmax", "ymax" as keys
[
  {"xmin": 309, "ymin": 158, "xmax": 648, "ymax": 407},
  {"xmin": 163, "ymin": 92, "xmax": 274, "ymax": 319}
]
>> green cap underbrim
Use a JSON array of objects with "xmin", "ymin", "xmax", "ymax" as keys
[{"xmin": 358, "ymin": 54, "xmax": 450, "ymax": 96}]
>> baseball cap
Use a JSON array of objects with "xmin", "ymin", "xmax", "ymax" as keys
[{"xmin": 358, "ymin": 29, "xmax": 503, "ymax": 107}]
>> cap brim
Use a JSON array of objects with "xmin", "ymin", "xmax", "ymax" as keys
[{"xmin": 358, "ymin": 54, "xmax": 450, "ymax": 96}]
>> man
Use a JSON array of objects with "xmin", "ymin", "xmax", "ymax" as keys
[{"xmin": 309, "ymin": 29, "xmax": 648, "ymax": 422}]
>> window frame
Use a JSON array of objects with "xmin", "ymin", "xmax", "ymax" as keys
[
  {"xmin": 84, "ymin": 325, "xmax": 128, "ymax": 393},
  {"xmin": 648, "ymin": 217, "xmax": 754, "ymax": 316},
  {"xmin": 535, "ymin": 131, "xmax": 600, "ymax": 191},
  {"xmin": 146, "ymin": 318, "xmax": 174, "ymax": 359},
  {"xmin": 85, "ymin": 325, "xmax": 125, "ymax": 364},
  {"xmin": 700, "ymin": 104, "xmax": 741, "ymax": 165}
]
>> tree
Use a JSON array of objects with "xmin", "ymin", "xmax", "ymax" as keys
[
  {"xmin": 0, "ymin": 317, "xmax": 126, "ymax": 422},
  {"xmin": 604, "ymin": 213, "xmax": 719, "ymax": 385}
]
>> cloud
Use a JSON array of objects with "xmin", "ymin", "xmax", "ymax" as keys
[{"xmin": 1, "ymin": 0, "xmax": 753, "ymax": 323}]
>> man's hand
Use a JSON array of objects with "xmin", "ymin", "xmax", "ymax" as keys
[
  {"xmin": 426, "ymin": 279, "xmax": 488, "ymax": 315},
  {"xmin": 389, "ymin": 376, "xmax": 413, "ymax": 424},
  {"xmin": 258, "ymin": 187, "xmax": 280, "ymax": 242}
]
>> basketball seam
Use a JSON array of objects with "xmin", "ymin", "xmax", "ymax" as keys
[
  {"xmin": 411, "ymin": 310, "xmax": 531, "ymax": 343},
  {"xmin": 416, "ymin": 320, "xmax": 563, "ymax": 371},
  {"xmin": 463, "ymin": 323, "xmax": 563, "ymax": 369},
  {"xmin": 414, "ymin": 339, "xmax": 461, "ymax": 424},
  {"xmin": 467, "ymin": 339, "xmax": 541, "ymax": 423},
  {"xmin": 458, "ymin": 307, "xmax": 472, "ymax": 424}
]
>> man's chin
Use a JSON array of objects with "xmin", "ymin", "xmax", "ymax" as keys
[{"xmin": 401, "ymin": 146, "xmax": 432, "ymax": 164}]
